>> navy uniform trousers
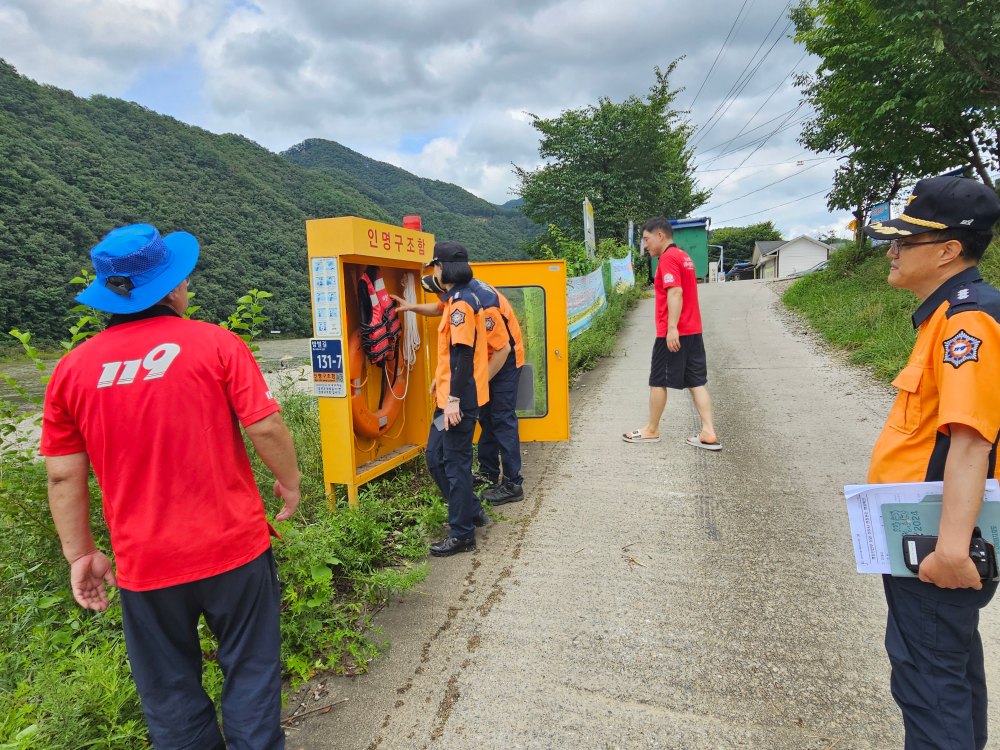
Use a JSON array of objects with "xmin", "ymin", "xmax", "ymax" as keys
[
  {"xmin": 883, "ymin": 574, "xmax": 998, "ymax": 750},
  {"xmin": 119, "ymin": 549, "xmax": 283, "ymax": 750},
  {"xmin": 426, "ymin": 407, "xmax": 482, "ymax": 540},
  {"xmin": 477, "ymin": 367, "xmax": 522, "ymax": 485}
]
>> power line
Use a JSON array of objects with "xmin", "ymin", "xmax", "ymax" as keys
[
  {"xmin": 688, "ymin": 0, "xmax": 753, "ymax": 109},
  {"xmin": 700, "ymin": 105, "xmax": 807, "ymax": 167},
  {"xmin": 695, "ymin": 106, "xmax": 799, "ymax": 156},
  {"xmin": 695, "ymin": 154, "xmax": 825, "ymax": 172},
  {"xmin": 714, "ymin": 188, "xmax": 829, "ymax": 224},
  {"xmin": 695, "ymin": 112, "xmax": 808, "ymax": 169},
  {"xmin": 691, "ymin": 3, "xmax": 793, "ymax": 147},
  {"xmin": 706, "ymin": 103, "xmax": 804, "ymax": 189},
  {"xmin": 692, "ymin": 19, "xmax": 795, "ymax": 149},
  {"xmin": 710, "ymin": 52, "xmax": 808, "ymax": 161},
  {"xmin": 701, "ymin": 158, "xmax": 834, "ymax": 211}
]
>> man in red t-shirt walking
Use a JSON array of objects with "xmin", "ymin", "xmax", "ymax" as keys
[
  {"xmin": 41, "ymin": 224, "xmax": 301, "ymax": 750},
  {"xmin": 623, "ymin": 216, "xmax": 720, "ymax": 450}
]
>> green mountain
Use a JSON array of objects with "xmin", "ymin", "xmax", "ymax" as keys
[
  {"xmin": 0, "ymin": 60, "xmax": 536, "ymax": 343},
  {"xmin": 281, "ymin": 139, "xmax": 537, "ymax": 260}
]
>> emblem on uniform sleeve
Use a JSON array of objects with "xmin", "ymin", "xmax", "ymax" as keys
[
  {"xmin": 450, "ymin": 310, "xmax": 466, "ymax": 326},
  {"xmin": 485, "ymin": 316, "xmax": 495, "ymax": 331},
  {"xmin": 942, "ymin": 329, "xmax": 982, "ymax": 368},
  {"xmin": 663, "ymin": 274, "xmax": 675, "ymax": 283}
]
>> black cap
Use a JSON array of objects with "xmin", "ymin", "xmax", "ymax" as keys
[
  {"xmin": 864, "ymin": 176, "xmax": 1000, "ymax": 240},
  {"xmin": 430, "ymin": 240, "xmax": 469, "ymax": 263}
]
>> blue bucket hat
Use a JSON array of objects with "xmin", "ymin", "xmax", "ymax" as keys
[{"xmin": 76, "ymin": 224, "xmax": 199, "ymax": 314}]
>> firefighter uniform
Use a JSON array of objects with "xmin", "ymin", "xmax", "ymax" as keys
[
  {"xmin": 425, "ymin": 279, "xmax": 489, "ymax": 546},
  {"xmin": 864, "ymin": 176, "xmax": 1000, "ymax": 750},
  {"xmin": 470, "ymin": 278, "xmax": 526, "ymax": 501}
]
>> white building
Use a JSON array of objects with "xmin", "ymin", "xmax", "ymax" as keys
[{"xmin": 752, "ymin": 236, "xmax": 833, "ymax": 279}]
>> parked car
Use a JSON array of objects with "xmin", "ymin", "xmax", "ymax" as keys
[
  {"xmin": 785, "ymin": 259, "xmax": 829, "ymax": 279},
  {"xmin": 726, "ymin": 262, "xmax": 756, "ymax": 281}
]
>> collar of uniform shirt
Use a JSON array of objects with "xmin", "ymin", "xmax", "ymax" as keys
[
  {"xmin": 107, "ymin": 304, "xmax": 182, "ymax": 328},
  {"xmin": 911, "ymin": 266, "xmax": 983, "ymax": 329},
  {"xmin": 442, "ymin": 282, "xmax": 469, "ymax": 302}
]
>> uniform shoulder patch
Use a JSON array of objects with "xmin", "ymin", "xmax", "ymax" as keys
[
  {"xmin": 450, "ymin": 310, "xmax": 466, "ymax": 326},
  {"xmin": 950, "ymin": 283, "xmax": 978, "ymax": 307},
  {"xmin": 943, "ymin": 329, "xmax": 982, "ymax": 367},
  {"xmin": 485, "ymin": 315, "xmax": 495, "ymax": 331}
]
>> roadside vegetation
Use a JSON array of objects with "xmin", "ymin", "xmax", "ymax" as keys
[
  {"xmin": 783, "ymin": 239, "xmax": 1000, "ymax": 382},
  {"xmin": 0, "ymin": 282, "xmax": 444, "ymax": 749}
]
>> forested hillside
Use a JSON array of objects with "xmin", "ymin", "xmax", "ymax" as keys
[
  {"xmin": 0, "ymin": 61, "xmax": 533, "ymax": 342},
  {"xmin": 282, "ymin": 139, "xmax": 538, "ymax": 260}
]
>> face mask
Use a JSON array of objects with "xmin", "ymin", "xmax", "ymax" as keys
[{"xmin": 421, "ymin": 274, "xmax": 445, "ymax": 295}]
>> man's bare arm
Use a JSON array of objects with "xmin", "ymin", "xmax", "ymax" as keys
[
  {"xmin": 665, "ymin": 287, "xmax": 684, "ymax": 351},
  {"xmin": 47, "ymin": 453, "xmax": 117, "ymax": 610},
  {"xmin": 244, "ymin": 412, "xmax": 302, "ymax": 522}
]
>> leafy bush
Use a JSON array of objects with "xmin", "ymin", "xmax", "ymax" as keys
[{"xmin": 527, "ymin": 224, "xmax": 633, "ymax": 278}]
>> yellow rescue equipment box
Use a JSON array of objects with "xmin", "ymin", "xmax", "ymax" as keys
[{"xmin": 305, "ymin": 216, "xmax": 569, "ymax": 506}]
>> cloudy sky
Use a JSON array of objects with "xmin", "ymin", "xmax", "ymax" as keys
[{"xmin": 0, "ymin": 0, "xmax": 855, "ymax": 239}]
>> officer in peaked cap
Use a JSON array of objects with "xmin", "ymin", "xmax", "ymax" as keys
[{"xmin": 864, "ymin": 176, "xmax": 1000, "ymax": 749}]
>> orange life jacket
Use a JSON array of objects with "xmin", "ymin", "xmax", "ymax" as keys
[{"xmin": 357, "ymin": 266, "xmax": 401, "ymax": 366}]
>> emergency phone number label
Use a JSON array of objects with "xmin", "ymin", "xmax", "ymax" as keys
[{"xmin": 310, "ymin": 339, "xmax": 345, "ymax": 398}]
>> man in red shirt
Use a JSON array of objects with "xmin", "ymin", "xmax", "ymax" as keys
[
  {"xmin": 623, "ymin": 215, "xmax": 720, "ymax": 450},
  {"xmin": 41, "ymin": 223, "xmax": 301, "ymax": 750}
]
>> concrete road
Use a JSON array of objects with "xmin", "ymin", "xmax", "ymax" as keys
[{"xmin": 288, "ymin": 280, "xmax": 1000, "ymax": 750}]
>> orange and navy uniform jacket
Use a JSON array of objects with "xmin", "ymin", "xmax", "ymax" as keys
[
  {"xmin": 470, "ymin": 278, "xmax": 525, "ymax": 392},
  {"xmin": 435, "ymin": 282, "xmax": 489, "ymax": 410},
  {"xmin": 869, "ymin": 267, "xmax": 1000, "ymax": 485}
]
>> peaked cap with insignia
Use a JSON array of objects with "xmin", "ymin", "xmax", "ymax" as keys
[{"xmin": 864, "ymin": 176, "xmax": 1000, "ymax": 240}]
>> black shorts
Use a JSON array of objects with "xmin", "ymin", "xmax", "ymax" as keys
[{"xmin": 649, "ymin": 333, "xmax": 707, "ymax": 390}]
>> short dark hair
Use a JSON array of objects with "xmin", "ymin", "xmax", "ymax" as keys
[
  {"xmin": 924, "ymin": 227, "xmax": 995, "ymax": 263},
  {"xmin": 440, "ymin": 261, "xmax": 473, "ymax": 285},
  {"xmin": 642, "ymin": 216, "xmax": 673, "ymax": 238}
]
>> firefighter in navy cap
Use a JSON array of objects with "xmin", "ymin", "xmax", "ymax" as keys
[
  {"xmin": 864, "ymin": 175, "xmax": 1000, "ymax": 750},
  {"xmin": 392, "ymin": 241, "xmax": 490, "ymax": 556},
  {"xmin": 395, "ymin": 272, "xmax": 527, "ymax": 505}
]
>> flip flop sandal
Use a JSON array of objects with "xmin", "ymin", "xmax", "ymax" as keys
[
  {"xmin": 686, "ymin": 436, "xmax": 722, "ymax": 451},
  {"xmin": 623, "ymin": 430, "xmax": 660, "ymax": 443}
]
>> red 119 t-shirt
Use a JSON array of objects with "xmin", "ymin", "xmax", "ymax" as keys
[
  {"xmin": 654, "ymin": 245, "xmax": 703, "ymax": 337},
  {"xmin": 41, "ymin": 312, "xmax": 280, "ymax": 591}
]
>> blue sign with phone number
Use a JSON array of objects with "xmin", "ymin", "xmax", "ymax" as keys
[{"xmin": 310, "ymin": 339, "xmax": 345, "ymax": 397}]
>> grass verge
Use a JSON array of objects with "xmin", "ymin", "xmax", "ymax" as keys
[{"xmin": 782, "ymin": 241, "xmax": 1000, "ymax": 382}]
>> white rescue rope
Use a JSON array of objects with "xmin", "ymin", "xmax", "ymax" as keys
[
  {"xmin": 401, "ymin": 272, "xmax": 420, "ymax": 368},
  {"xmin": 385, "ymin": 272, "xmax": 420, "ymax": 401}
]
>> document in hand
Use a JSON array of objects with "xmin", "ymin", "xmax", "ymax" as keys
[{"xmin": 844, "ymin": 480, "xmax": 1000, "ymax": 574}]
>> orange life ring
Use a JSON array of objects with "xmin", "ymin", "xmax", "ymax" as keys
[{"xmin": 349, "ymin": 327, "xmax": 405, "ymax": 439}]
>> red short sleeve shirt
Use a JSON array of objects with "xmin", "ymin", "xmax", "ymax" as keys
[
  {"xmin": 41, "ymin": 312, "xmax": 281, "ymax": 591},
  {"xmin": 654, "ymin": 245, "xmax": 703, "ymax": 337}
]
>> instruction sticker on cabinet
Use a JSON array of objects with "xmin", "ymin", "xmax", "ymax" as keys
[
  {"xmin": 310, "ymin": 257, "xmax": 342, "ymax": 338},
  {"xmin": 310, "ymin": 339, "xmax": 345, "ymax": 397}
]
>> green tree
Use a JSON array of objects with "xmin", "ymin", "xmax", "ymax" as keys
[
  {"xmin": 871, "ymin": 0, "xmax": 1000, "ymax": 110},
  {"xmin": 708, "ymin": 222, "xmax": 783, "ymax": 267},
  {"xmin": 791, "ymin": 0, "xmax": 999, "ymax": 226},
  {"xmin": 513, "ymin": 62, "xmax": 708, "ymax": 243}
]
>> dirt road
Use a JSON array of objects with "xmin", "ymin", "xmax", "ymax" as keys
[{"xmin": 288, "ymin": 280, "xmax": 1000, "ymax": 749}]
